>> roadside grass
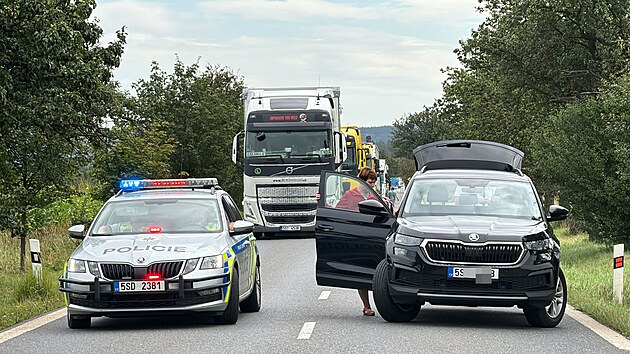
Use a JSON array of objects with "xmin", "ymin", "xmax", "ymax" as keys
[
  {"xmin": 557, "ymin": 228, "xmax": 630, "ymax": 337},
  {"xmin": 0, "ymin": 224, "xmax": 628, "ymax": 337},
  {"xmin": 0, "ymin": 224, "xmax": 78, "ymax": 330}
]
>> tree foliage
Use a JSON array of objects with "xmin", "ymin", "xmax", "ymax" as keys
[
  {"xmin": 389, "ymin": 0, "xmax": 630, "ymax": 242},
  {"xmin": 533, "ymin": 75, "xmax": 630, "ymax": 243},
  {"xmin": 131, "ymin": 59, "xmax": 245, "ymax": 201},
  {"xmin": 0, "ymin": 0, "xmax": 125, "ymax": 268}
]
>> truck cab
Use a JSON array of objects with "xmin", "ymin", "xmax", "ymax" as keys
[{"xmin": 232, "ymin": 87, "xmax": 346, "ymax": 237}]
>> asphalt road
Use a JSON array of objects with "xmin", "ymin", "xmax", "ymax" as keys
[{"xmin": 0, "ymin": 238, "xmax": 625, "ymax": 354}]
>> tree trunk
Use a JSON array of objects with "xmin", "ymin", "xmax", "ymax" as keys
[
  {"xmin": 19, "ymin": 210, "xmax": 27, "ymax": 271},
  {"xmin": 20, "ymin": 234, "xmax": 26, "ymax": 271}
]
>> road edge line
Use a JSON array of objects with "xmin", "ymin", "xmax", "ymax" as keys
[
  {"xmin": 0, "ymin": 308, "xmax": 65, "ymax": 344},
  {"xmin": 566, "ymin": 304, "xmax": 630, "ymax": 351}
]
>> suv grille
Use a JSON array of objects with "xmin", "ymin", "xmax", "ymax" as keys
[
  {"xmin": 101, "ymin": 262, "xmax": 183, "ymax": 280},
  {"xmin": 424, "ymin": 242, "xmax": 523, "ymax": 264}
]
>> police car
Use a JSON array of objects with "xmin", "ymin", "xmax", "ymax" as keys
[{"xmin": 59, "ymin": 178, "xmax": 261, "ymax": 328}]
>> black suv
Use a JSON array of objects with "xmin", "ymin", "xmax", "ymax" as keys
[{"xmin": 314, "ymin": 140, "xmax": 568, "ymax": 327}]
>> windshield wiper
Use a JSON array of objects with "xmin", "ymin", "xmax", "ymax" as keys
[
  {"xmin": 259, "ymin": 154, "xmax": 285, "ymax": 163},
  {"xmin": 289, "ymin": 154, "xmax": 323, "ymax": 162}
]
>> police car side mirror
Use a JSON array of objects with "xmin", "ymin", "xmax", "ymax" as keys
[
  {"xmin": 230, "ymin": 220, "xmax": 254, "ymax": 235},
  {"xmin": 68, "ymin": 225, "xmax": 86, "ymax": 239}
]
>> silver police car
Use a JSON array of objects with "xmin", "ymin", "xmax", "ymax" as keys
[{"xmin": 59, "ymin": 178, "xmax": 261, "ymax": 328}]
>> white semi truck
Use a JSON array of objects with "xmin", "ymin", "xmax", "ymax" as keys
[{"xmin": 232, "ymin": 87, "xmax": 346, "ymax": 237}]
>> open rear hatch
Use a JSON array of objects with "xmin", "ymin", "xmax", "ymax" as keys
[{"xmin": 413, "ymin": 140, "xmax": 524, "ymax": 171}]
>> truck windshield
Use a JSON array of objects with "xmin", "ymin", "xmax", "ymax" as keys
[{"xmin": 245, "ymin": 130, "xmax": 332, "ymax": 158}]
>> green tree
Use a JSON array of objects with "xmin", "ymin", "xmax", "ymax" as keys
[
  {"xmin": 0, "ymin": 0, "xmax": 125, "ymax": 269},
  {"xmin": 533, "ymin": 75, "xmax": 630, "ymax": 243},
  {"xmin": 131, "ymin": 59, "xmax": 245, "ymax": 201}
]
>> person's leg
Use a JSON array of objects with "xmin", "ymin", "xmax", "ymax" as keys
[{"xmin": 358, "ymin": 289, "xmax": 375, "ymax": 316}]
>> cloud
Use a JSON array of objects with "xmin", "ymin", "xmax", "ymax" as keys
[{"xmin": 92, "ymin": 0, "xmax": 483, "ymax": 126}]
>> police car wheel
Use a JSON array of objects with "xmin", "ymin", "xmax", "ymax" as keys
[
  {"xmin": 67, "ymin": 312, "xmax": 91, "ymax": 329},
  {"xmin": 240, "ymin": 263, "xmax": 261, "ymax": 313},
  {"xmin": 216, "ymin": 267, "xmax": 239, "ymax": 325},
  {"xmin": 373, "ymin": 260, "xmax": 421, "ymax": 323}
]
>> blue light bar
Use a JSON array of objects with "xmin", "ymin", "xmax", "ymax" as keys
[{"xmin": 118, "ymin": 178, "xmax": 219, "ymax": 191}]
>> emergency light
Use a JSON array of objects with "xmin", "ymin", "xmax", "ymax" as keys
[{"xmin": 119, "ymin": 178, "xmax": 219, "ymax": 191}]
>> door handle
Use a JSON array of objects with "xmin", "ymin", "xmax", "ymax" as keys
[{"xmin": 316, "ymin": 224, "xmax": 334, "ymax": 232}]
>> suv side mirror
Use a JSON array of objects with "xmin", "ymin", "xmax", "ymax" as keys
[
  {"xmin": 68, "ymin": 225, "xmax": 86, "ymax": 239},
  {"xmin": 548, "ymin": 205, "xmax": 569, "ymax": 222},
  {"xmin": 230, "ymin": 220, "xmax": 254, "ymax": 235},
  {"xmin": 358, "ymin": 199, "xmax": 390, "ymax": 216}
]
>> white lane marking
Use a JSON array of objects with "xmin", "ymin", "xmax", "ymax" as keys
[
  {"xmin": 297, "ymin": 322, "xmax": 316, "ymax": 340},
  {"xmin": 0, "ymin": 308, "xmax": 65, "ymax": 344},
  {"xmin": 566, "ymin": 305, "xmax": 630, "ymax": 351},
  {"xmin": 318, "ymin": 291, "xmax": 331, "ymax": 300}
]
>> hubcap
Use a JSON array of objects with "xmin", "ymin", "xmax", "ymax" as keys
[{"xmin": 546, "ymin": 276, "xmax": 564, "ymax": 318}]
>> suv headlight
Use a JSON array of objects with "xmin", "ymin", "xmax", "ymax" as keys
[
  {"xmin": 394, "ymin": 234, "xmax": 423, "ymax": 247},
  {"xmin": 524, "ymin": 237, "xmax": 556, "ymax": 263},
  {"xmin": 67, "ymin": 258, "xmax": 86, "ymax": 273},
  {"xmin": 200, "ymin": 255, "xmax": 223, "ymax": 270},
  {"xmin": 182, "ymin": 258, "xmax": 199, "ymax": 275},
  {"xmin": 523, "ymin": 238, "xmax": 553, "ymax": 251}
]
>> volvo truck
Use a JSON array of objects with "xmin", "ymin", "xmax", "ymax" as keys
[{"xmin": 232, "ymin": 87, "xmax": 346, "ymax": 238}]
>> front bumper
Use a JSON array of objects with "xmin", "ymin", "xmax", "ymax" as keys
[
  {"xmin": 60, "ymin": 273, "xmax": 229, "ymax": 317},
  {"xmin": 386, "ymin": 244, "xmax": 558, "ymax": 308}
]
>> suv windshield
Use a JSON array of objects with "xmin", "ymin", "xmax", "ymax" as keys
[
  {"xmin": 91, "ymin": 199, "xmax": 222, "ymax": 235},
  {"xmin": 401, "ymin": 178, "xmax": 541, "ymax": 220},
  {"xmin": 246, "ymin": 130, "xmax": 332, "ymax": 158}
]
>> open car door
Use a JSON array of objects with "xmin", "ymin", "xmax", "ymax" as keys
[{"xmin": 315, "ymin": 171, "xmax": 395, "ymax": 290}]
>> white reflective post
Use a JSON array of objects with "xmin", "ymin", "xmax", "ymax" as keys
[
  {"xmin": 29, "ymin": 239, "xmax": 42, "ymax": 284},
  {"xmin": 613, "ymin": 244, "xmax": 624, "ymax": 304}
]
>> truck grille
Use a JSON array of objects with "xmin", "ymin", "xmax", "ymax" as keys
[
  {"xmin": 257, "ymin": 185, "xmax": 318, "ymax": 198},
  {"xmin": 261, "ymin": 203, "xmax": 317, "ymax": 212},
  {"xmin": 423, "ymin": 242, "xmax": 523, "ymax": 265},
  {"xmin": 266, "ymin": 215, "xmax": 314, "ymax": 224},
  {"xmin": 101, "ymin": 262, "xmax": 183, "ymax": 280}
]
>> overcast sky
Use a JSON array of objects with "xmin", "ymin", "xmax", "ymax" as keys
[{"xmin": 94, "ymin": 0, "xmax": 485, "ymax": 127}]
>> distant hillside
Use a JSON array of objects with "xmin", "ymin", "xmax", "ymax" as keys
[{"xmin": 359, "ymin": 125, "xmax": 394, "ymax": 144}]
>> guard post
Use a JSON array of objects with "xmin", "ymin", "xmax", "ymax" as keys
[
  {"xmin": 29, "ymin": 239, "xmax": 42, "ymax": 284},
  {"xmin": 613, "ymin": 244, "xmax": 624, "ymax": 304}
]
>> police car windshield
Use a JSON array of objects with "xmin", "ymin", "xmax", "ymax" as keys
[
  {"xmin": 401, "ymin": 178, "xmax": 542, "ymax": 220},
  {"xmin": 91, "ymin": 199, "xmax": 223, "ymax": 235}
]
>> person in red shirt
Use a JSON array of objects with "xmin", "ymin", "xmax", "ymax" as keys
[{"xmin": 336, "ymin": 167, "xmax": 378, "ymax": 316}]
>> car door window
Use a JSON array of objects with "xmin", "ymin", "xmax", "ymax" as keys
[{"xmin": 323, "ymin": 174, "xmax": 386, "ymax": 212}]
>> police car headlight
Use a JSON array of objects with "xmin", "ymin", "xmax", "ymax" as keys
[
  {"xmin": 200, "ymin": 255, "xmax": 222, "ymax": 270},
  {"xmin": 182, "ymin": 258, "xmax": 199, "ymax": 275},
  {"xmin": 68, "ymin": 258, "xmax": 86, "ymax": 273}
]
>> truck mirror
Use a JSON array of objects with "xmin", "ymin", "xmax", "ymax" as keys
[
  {"xmin": 334, "ymin": 132, "xmax": 347, "ymax": 168},
  {"xmin": 232, "ymin": 132, "xmax": 244, "ymax": 170}
]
